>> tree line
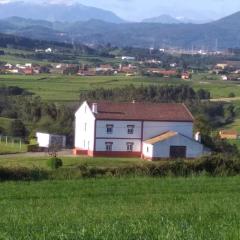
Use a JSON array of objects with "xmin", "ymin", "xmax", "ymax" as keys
[{"xmin": 0, "ymin": 86, "xmax": 75, "ymax": 144}]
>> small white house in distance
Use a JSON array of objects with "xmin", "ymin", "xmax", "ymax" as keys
[
  {"xmin": 121, "ymin": 56, "xmax": 135, "ymax": 61},
  {"xmin": 74, "ymin": 101, "xmax": 210, "ymax": 160},
  {"xmin": 45, "ymin": 48, "xmax": 52, "ymax": 53},
  {"xmin": 36, "ymin": 132, "xmax": 66, "ymax": 149}
]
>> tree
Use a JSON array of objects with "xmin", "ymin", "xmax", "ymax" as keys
[{"xmin": 8, "ymin": 120, "xmax": 26, "ymax": 137}]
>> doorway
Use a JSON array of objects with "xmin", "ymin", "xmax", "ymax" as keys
[{"xmin": 170, "ymin": 146, "xmax": 187, "ymax": 158}]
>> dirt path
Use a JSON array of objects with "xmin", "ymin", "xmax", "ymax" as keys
[
  {"xmin": 210, "ymin": 97, "xmax": 240, "ymax": 102},
  {"xmin": 0, "ymin": 150, "xmax": 74, "ymax": 159}
]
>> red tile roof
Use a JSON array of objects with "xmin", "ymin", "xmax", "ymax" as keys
[{"xmin": 87, "ymin": 101, "xmax": 194, "ymax": 122}]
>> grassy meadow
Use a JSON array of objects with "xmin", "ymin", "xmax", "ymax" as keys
[
  {"xmin": 0, "ymin": 156, "xmax": 143, "ymax": 169},
  {"xmin": 0, "ymin": 142, "xmax": 27, "ymax": 155},
  {"xmin": 1, "ymin": 73, "xmax": 240, "ymax": 102},
  {"xmin": 0, "ymin": 177, "xmax": 239, "ymax": 239}
]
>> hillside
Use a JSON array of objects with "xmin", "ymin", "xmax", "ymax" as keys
[
  {"xmin": 0, "ymin": 2, "xmax": 124, "ymax": 23},
  {"xmin": 0, "ymin": 32, "xmax": 95, "ymax": 56},
  {"xmin": 0, "ymin": 11, "xmax": 240, "ymax": 49}
]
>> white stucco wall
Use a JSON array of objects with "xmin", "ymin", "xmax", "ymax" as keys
[
  {"xmin": 150, "ymin": 134, "xmax": 204, "ymax": 158},
  {"xmin": 142, "ymin": 143, "xmax": 153, "ymax": 158},
  {"xmin": 36, "ymin": 133, "xmax": 50, "ymax": 148},
  {"xmin": 143, "ymin": 121, "xmax": 193, "ymax": 140},
  {"xmin": 75, "ymin": 102, "xmax": 95, "ymax": 151},
  {"xmin": 95, "ymin": 139, "xmax": 141, "ymax": 152},
  {"xmin": 96, "ymin": 120, "xmax": 142, "ymax": 139}
]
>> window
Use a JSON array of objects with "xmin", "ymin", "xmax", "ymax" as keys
[
  {"xmin": 127, "ymin": 125, "xmax": 135, "ymax": 134},
  {"xmin": 146, "ymin": 147, "xmax": 149, "ymax": 153},
  {"xmin": 105, "ymin": 142, "xmax": 113, "ymax": 151},
  {"xmin": 84, "ymin": 123, "xmax": 87, "ymax": 132},
  {"xmin": 127, "ymin": 142, "xmax": 134, "ymax": 152},
  {"xmin": 106, "ymin": 124, "xmax": 114, "ymax": 134}
]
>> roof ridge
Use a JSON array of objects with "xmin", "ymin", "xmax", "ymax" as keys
[{"xmin": 182, "ymin": 103, "xmax": 194, "ymax": 121}]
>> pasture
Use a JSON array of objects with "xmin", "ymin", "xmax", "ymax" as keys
[
  {"xmin": 0, "ymin": 155, "xmax": 143, "ymax": 169},
  {"xmin": 0, "ymin": 73, "xmax": 240, "ymax": 102},
  {"xmin": 0, "ymin": 177, "xmax": 239, "ymax": 239},
  {"xmin": 0, "ymin": 142, "xmax": 27, "ymax": 155}
]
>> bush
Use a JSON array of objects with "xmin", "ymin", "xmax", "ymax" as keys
[
  {"xmin": 47, "ymin": 157, "xmax": 63, "ymax": 170},
  {"xmin": 0, "ymin": 167, "xmax": 49, "ymax": 181},
  {"xmin": 27, "ymin": 144, "xmax": 39, "ymax": 152},
  {"xmin": 228, "ymin": 92, "xmax": 236, "ymax": 98}
]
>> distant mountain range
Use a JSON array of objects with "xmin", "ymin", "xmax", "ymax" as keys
[
  {"xmin": 142, "ymin": 15, "xmax": 211, "ymax": 24},
  {"xmin": 143, "ymin": 15, "xmax": 182, "ymax": 24},
  {"xmin": 1, "ymin": 8, "xmax": 240, "ymax": 49},
  {"xmin": 0, "ymin": 1, "xmax": 124, "ymax": 23}
]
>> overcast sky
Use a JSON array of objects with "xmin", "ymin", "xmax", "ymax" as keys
[{"xmin": 1, "ymin": 0, "xmax": 240, "ymax": 21}]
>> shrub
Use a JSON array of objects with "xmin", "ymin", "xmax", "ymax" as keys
[
  {"xmin": 47, "ymin": 157, "xmax": 63, "ymax": 170},
  {"xmin": 0, "ymin": 167, "xmax": 49, "ymax": 181},
  {"xmin": 27, "ymin": 144, "xmax": 39, "ymax": 152},
  {"xmin": 228, "ymin": 92, "xmax": 236, "ymax": 98}
]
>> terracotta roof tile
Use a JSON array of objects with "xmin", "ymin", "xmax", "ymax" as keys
[
  {"xmin": 144, "ymin": 131, "xmax": 178, "ymax": 144},
  {"xmin": 87, "ymin": 101, "xmax": 194, "ymax": 122}
]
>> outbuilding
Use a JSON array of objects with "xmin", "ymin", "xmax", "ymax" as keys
[
  {"xmin": 142, "ymin": 131, "xmax": 207, "ymax": 160},
  {"xmin": 36, "ymin": 132, "xmax": 66, "ymax": 149}
]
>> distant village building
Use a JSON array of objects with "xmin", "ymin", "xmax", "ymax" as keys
[
  {"xmin": 221, "ymin": 75, "xmax": 228, "ymax": 81},
  {"xmin": 219, "ymin": 130, "xmax": 239, "ymax": 140},
  {"xmin": 181, "ymin": 72, "xmax": 191, "ymax": 80},
  {"xmin": 4, "ymin": 63, "xmax": 13, "ymax": 69},
  {"xmin": 121, "ymin": 56, "xmax": 135, "ymax": 61},
  {"xmin": 77, "ymin": 68, "xmax": 96, "ymax": 76},
  {"xmin": 45, "ymin": 48, "xmax": 52, "ymax": 53},
  {"xmin": 170, "ymin": 63, "xmax": 177, "ymax": 68},
  {"xmin": 35, "ymin": 49, "xmax": 44, "ymax": 53},
  {"xmin": 215, "ymin": 63, "xmax": 229, "ymax": 70},
  {"xmin": 74, "ymin": 101, "xmax": 209, "ymax": 160},
  {"xmin": 119, "ymin": 64, "xmax": 137, "ymax": 74},
  {"xmin": 96, "ymin": 64, "xmax": 114, "ymax": 73}
]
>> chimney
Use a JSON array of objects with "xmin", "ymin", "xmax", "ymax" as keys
[
  {"xmin": 195, "ymin": 132, "xmax": 201, "ymax": 143},
  {"xmin": 92, "ymin": 103, "xmax": 98, "ymax": 114}
]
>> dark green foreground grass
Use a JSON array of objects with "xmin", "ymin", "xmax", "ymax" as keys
[{"xmin": 0, "ymin": 177, "xmax": 239, "ymax": 239}]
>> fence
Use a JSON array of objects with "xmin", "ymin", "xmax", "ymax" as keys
[{"xmin": 0, "ymin": 135, "xmax": 23, "ymax": 150}]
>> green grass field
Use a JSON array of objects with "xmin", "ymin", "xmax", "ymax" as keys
[
  {"xmin": 0, "ymin": 176, "xmax": 239, "ymax": 239},
  {"xmin": 1, "ymin": 73, "xmax": 240, "ymax": 102},
  {"xmin": 0, "ymin": 156, "xmax": 144, "ymax": 169},
  {"xmin": 0, "ymin": 47, "xmax": 122, "ymax": 66},
  {"xmin": 0, "ymin": 142, "xmax": 27, "ymax": 155}
]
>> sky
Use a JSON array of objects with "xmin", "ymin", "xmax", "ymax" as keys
[{"xmin": 1, "ymin": 0, "xmax": 240, "ymax": 21}]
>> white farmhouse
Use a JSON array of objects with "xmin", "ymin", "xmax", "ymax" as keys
[{"xmin": 74, "ymin": 101, "xmax": 209, "ymax": 160}]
